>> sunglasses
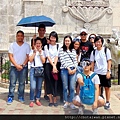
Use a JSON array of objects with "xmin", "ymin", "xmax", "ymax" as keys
[
  {"xmin": 80, "ymin": 34, "xmax": 87, "ymax": 36},
  {"xmin": 80, "ymin": 61, "xmax": 91, "ymax": 68},
  {"xmin": 73, "ymin": 38, "xmax": 80, "ymax": 42},
  {"xmin": 90, "ymin": 37, "xmax": 95, "ymax": 39}
]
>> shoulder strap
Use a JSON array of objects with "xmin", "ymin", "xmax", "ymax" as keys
[
  {"xmin": 47, "ymin": 44, "xmax": 59, "ymax": 50},
  {"xmin": 57, "ymin": 44, "xmax": 59, "ymax": 50},
  {"xmin": 90, "ymin": 72, "xmax": 96, "ymax": 79},
  {"xmin": 47, "ymin": 44, "xmax": 49, "ymax": 50},
  {"xmin": 81, "ymin": 73, "xmax": 87, "ymax": 80},
  {"xmin": 93, "ymin": 49, "xmax": 95, "ymax": 56},
  {"xmin": 66, "ymin": 51, "xmax": 75, "ymax": 66},
  {"xmin": 104, "ymin": 47, "xmax": 107, "ymax": 58},
  {"xmin": 93, "ymin": 49, "xmax": 96, "ymax": 63}
]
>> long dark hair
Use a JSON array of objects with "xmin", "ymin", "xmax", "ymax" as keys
[
  {"xmin": 62, "ymin": 35, "xmax": 73, "ymax": 52},
  {"xmin": 72, "ymin": 41, "xmax": 80, "ymax": 55}
]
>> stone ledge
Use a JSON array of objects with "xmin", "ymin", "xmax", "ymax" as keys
[{"xmin": 0, "ymin": 82, "xmax": 120, "ymax": 91}]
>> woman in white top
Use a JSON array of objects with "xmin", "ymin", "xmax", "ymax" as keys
[
  {"xmin": 44, "ymin": 31, "xmax": 60, "ymax": 107},
  {"xmin": 59, "ymin": 35, "xmax": 78, "ymax": 109},
  {"xmin": 29, "ymin": 38, "xmax": 45, "ymax": 107}
]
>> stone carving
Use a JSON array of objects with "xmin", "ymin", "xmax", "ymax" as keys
[
  {"xmin": 63, "ymin": 0, "xmax": 112, "ymax": 29},
  {"xmin": 106, "ymin": 29, "xmax": 120, "ymax": 64}
]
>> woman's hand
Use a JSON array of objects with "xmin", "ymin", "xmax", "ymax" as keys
[
  {"xmin": 52, "ymin": 64, "xmax": 58, "ymax": 73},
  {"xmin": 71, "ymin": 68, "xmax": 76, "ymax": 74}
]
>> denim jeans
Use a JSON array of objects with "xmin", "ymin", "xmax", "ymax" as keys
[
  {"xmin": 61, "ymin": 68, "xmax": 76, "ymax": 102},
  {"xmin": 8, "ymin": 66, "xmax": 27, "ymax": 99},
  {"xmin": 30, "ymin": 67, "xmax": 43, "ymax": 101}
]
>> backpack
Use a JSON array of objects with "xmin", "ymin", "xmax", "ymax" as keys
[
  {"xmin": 46, "ymin": 44, "xmax": 59, "ymax": 62},
  {"xmin": 47, "ymin": 44, "xmax": 59, "ymax": 50},
  {"xmin": 80, "ymin": 72, "xmax": 96, "ymax": 105},
  {"xmin": 93, "ymin": 47, "xmax": 107, "ymax": 62}
]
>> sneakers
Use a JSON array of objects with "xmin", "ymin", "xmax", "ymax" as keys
[
  {"xmin": 7, "ymin": 97, "xmax": 13, "ymax": 105},
  {"xmin": 29, "ymin": 102, "xmax": 34, "ymax": 107},
  {"xmin": 63, "ymin": 103, "xmax": 69, "ymax": 109},
  {"xmin": 78, "ymin": 105, "xmax": 84, "ymax": 115},
  {"xmin": 93, "ymin": 108, "xmax": 98, "ymax": 115},
  {"xmin": 18, "ymin": 98, "xmax": 25, "ymax": 103},
  {"xmin": 70, "ymin": 104, "xmax": 76, "ymax": 109},
  {"xmin": 104, "ymin": 102, "xmax": 110, "ymax": 109}
]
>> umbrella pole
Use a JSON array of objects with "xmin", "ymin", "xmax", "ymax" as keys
[{"xmin": 35, "ymin": 26, "xmax": 36, "ymax": 35}]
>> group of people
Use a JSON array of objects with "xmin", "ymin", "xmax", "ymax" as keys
[{"xmin": 6, "ymin": 24, "xmax": 112, "ymax": 115}]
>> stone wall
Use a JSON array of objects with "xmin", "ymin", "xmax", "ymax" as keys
[{"xmin": 0, "ymin": 0, "xmax": 120, "ymax": 50}]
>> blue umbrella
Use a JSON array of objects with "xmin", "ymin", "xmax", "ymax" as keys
[{"xmin": 17, "ymin": 15, "xmax": 55, "ymax": 27}]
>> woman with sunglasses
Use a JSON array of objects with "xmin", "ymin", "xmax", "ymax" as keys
[
  {"xmin": 88, "ymin": 34, "xmax": 96, "ymax": 48},
  {"xmin": 59, "ymin": 35, "xmax": 78, "ymax": 109}
]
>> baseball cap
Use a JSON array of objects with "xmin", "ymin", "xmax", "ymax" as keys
[{"xmin": 80, "ymin": 28, "xmax": 88, "ymax": 35}]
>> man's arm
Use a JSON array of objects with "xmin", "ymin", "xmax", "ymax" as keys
[
  {"xmin": 106, "ymin": 59, "xmax": 112, "ymax": 79},
  {"xmin": 8, "ymin": 53, "xmax": 22, "ymax": 71},
  {"xmin": 91, "ymin": 62, "xmax": 95, "ymax": 72}
]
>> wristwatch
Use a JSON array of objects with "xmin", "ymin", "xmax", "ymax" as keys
[
  {"xmin": 107, "ymin": 69, "xmax": 111, "ymax": 72},
  {"xmin": 22, "ymin": 64, "xmax": 25, "ymax": 67}
]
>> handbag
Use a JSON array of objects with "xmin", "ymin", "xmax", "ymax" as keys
[
  {"xmin": 34, "ymin": 67, "xmax": 44, "ymax": 77},
  {"xmin": 34, "ymin": 59, "xmax": 44, "ymax": 77},
  {"xmin": 51, "ymin": 71, "xmax": 58, "ymax": 81}
]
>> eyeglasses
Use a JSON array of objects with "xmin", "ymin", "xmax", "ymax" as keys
[
  {"xmin": 80, "ymin": 61, "xmax": 91, "ymax": 68},
  {"xmin": 80, "ymin": 34, "xmax": 87, "ymax": 36}
]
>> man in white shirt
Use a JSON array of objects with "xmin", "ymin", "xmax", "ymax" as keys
[
  {"xmin": 7, "ymin": 30, "xmax": 30, "ymax": 105},
  {"xmin": 90, "ymin": 36, "xmax": 112, "ymax": 110},
  {"xmin": 73, "ymin": 58, "xmax": 105, "ymax": 114}
]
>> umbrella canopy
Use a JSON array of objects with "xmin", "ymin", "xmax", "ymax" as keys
[{"xmin": 17, "ymin": 15, "xmax": 55, "ymax": 27}]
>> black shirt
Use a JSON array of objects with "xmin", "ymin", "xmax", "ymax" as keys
[
  {"xmin": 31, "ymin": 37, "xmax": 47, "ymax": 50},
  {"xmin": 80, "ymin": 40, "xmax": 94, "ymax": 61}
]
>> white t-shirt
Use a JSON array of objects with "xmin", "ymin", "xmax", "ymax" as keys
[
  {"xmin": 29, "ymin": 50, "xmax": 45, "ymax": 67},
  {"xmin": 44, "ymin": 44, "xmax": 61, "ymax": 63},
  {"xmin": 77, "ymin": 72, "xmax": 100, "ymax": 85},
  {"xmin": 90, "ymin": 47, "xmax": 111, "ymax": 75},
  {"xmin": 9, "ymin": 42, "xmax": 30, "ymax": 66}
]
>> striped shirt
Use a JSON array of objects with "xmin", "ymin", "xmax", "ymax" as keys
[{"xmin": 59, "ymin": 48, "xmax": 78, "ymax": 69}]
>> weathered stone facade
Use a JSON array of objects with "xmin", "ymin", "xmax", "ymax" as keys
[{"xmin": 0, "ymin": 0, "xmax": 120, "ymax": 50}]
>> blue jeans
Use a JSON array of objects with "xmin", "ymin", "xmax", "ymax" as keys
[
  {"xmin": 61, "ymin": 68, "xmax": 76, "ymax": 102},
  {"xmin": 8, "ymin": 66, "xmax": 27, "ymax": 99},
  {"xmin": 30, "ymin": 67, "xmax": 43, "ymax": 101}
]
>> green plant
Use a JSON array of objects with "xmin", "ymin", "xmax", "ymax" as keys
[{"xmin": 1, "ymin": 60, "xmax": 11, "ymax": 79}]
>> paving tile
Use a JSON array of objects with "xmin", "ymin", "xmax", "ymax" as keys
[{"xmin": 0, "ymin": 87, "xmax": 120, "ymax": 115}]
